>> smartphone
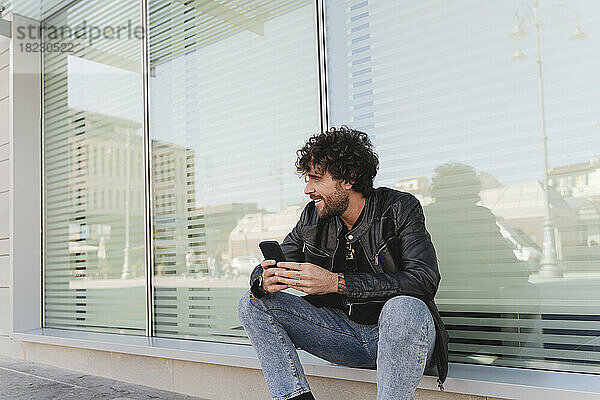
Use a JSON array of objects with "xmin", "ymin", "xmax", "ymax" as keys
[{"xmin": 259, "ymin": 240, "xmax": 286, "ymax": 268}]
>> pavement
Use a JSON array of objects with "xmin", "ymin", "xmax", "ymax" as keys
[{"xmin": 0, "ymin": 356, "xmax": 207, "ymax": 400}]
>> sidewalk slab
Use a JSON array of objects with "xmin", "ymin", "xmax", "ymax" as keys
[{"xmin": 0, "ymin": 356, "xmax": 207, "ymax": 400}]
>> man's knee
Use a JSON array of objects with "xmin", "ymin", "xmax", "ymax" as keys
[
  {"xmin": 237, "ymin": 290, "xmax": 286, "ymax": 321},
  {"xmin": 379, "ymin": 295, "xmax": 431, "ymax": 335}
]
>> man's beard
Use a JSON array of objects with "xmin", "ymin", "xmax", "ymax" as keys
[{"xmin": 316, "ymin": 183, "xmax": 350, "ymax": 219}]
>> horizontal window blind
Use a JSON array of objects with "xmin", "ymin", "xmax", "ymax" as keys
[
  {"xmin": 325, "ymin": 0, "xmax": 600, "ymax": 374},
  {"xmin": 7, "ymin": 1, "xmax": 80, "ymax": 20},
  {"xmin": 148, "ymin": 0, "xmax": 318, "ymax": 341},
  {"xmin": 43, "ymin": 0, "xmax": 146, "ymax": 334}
]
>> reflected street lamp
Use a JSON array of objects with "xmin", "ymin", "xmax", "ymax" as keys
[{"xmin": 510, "ymin": 1, "xmax": 586, "ymax": 278}]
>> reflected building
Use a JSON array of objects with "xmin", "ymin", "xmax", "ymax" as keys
[
  {"xmin": 548, "ymin": 158, "xmax": 600, "ymax": 272},
  {"xmin": 66, "ymin": 117, "xmax": 201, "ymax": 281},
  {"xmin": 152, "ymin": 139, "xmax": 203, "ymax": 277},
  {"xmin": 202, "ymin": 202, "xmax": 259, "ymax": 262},
  {"xmin": 66, "ymin": 113, "xmax": 145, "ymax": 282},
  {"xmin": 229, "ymin": 204, "xmax": 305, "ymax": 261},
  {"xmin": 395, "ymin": 177, "xmax": 432, "ymax": 206},
  {"xmin": 563, "ymin": 198, "xmax": 600, "ymax": 272},
  {"xmin": 549, "ymin": 158, "xmax": 600, "ymax": 199},
  {"xmin": 479, "ymin": 181, "xmax": 576, "ymax": 262}
]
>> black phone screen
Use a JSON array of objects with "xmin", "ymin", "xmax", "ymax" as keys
[{"xmin": 259, "ymin": 241, "xmax": 286, "ymax": 265}]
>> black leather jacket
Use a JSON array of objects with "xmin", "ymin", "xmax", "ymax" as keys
[{"xmin": 250, "ymin": 187, "xmax": 449, "ymax": 386}]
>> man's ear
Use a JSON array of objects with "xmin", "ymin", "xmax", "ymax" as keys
[{"xmin": 343, "ymin": 180, "xmax": 354, "ymax": 190}]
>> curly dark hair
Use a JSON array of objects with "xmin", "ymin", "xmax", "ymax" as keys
[{"xmin": 295, "ymin": 126, "xmax": 379, "ymax": 196}]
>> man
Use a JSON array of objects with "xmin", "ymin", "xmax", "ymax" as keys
[{"xmin": 238, "ymin": 126, "xmax": 448, "ymax": 400}]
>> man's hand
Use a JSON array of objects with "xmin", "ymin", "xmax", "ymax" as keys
[
  {"xmin": 273, "ymin": 262, "xmax": 338, "ymax": 295},
  {"xmin": 260, "ymin": 260, "xmax": 290, "ymax": 293}
]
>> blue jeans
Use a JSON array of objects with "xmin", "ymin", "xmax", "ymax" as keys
[{"xmin": 237, "ymin": 291, "xmax": 436, "ymax": 400}]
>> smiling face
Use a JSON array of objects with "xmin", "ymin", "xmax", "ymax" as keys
[{"xmin": 303, "ymin": 166, "xmax": 350, "ymax": 219}]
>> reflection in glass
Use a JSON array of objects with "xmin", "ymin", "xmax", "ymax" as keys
[
  {"xmin": 148, "ymin": 0, "xmax": 318, "ymax": 341},
  {"xmin": 325, "ymin": 0, "xmax": 600, "ymax": 374},
  {"xmin": 424, "ymin": 163, "xmax": 541, "ymax": 366},
  {"xmin": 43, "ymin": 0, "xmax": 145, "ymax": 333}
]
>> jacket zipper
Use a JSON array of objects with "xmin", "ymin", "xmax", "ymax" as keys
[
  {"xmin": 331, "ymin": 238, "xmax": 340, "ymax": 271},
  {"xmin": 373, "ymin": 236, "xmax": 395, "ymax": 268},
  {"xmin": 345, "ymin": 239, "xmax": 384, "ymax": 314},
  {"xmin": 359, "ymin": 239, "xmax": 384, "ymax": 274},
  {"xmin": 357, "ymin": 240, "xmax": 374, "ymax": 271},
  {"xmin": 303, "ymin": 242, "xmax": 333, "ymax": 259}
]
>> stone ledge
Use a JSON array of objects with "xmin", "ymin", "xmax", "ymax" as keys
[{"xmin": 11, "ymin": 328, "xmax": 600, "ymax": 400}]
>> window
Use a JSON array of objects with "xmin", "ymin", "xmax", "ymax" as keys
[
  {"xmin": 148, "ymin": 0, "xmax": 318, "ymax": 341},
  {"xmin": 43, "ymin": 0, "xmax": 146, "ymax": 334},
  {"xmin": 324, "ymin": 0, "xmax": 600, "ymax": 374},
  {"xmin": 40, "ymin": 0, "xmax": 600, "ymax": 378}
]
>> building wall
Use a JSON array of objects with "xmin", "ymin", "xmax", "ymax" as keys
[
  {"xmin": 0, "ymin": 13, "xmax": 42, "ymax": 358},
  {"xmin": 0, "ymin": 33, "xmax": 20, "ymax": 358}
]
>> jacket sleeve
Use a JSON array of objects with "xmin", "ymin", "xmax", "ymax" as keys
[
  {"xmin": 344, "ymin": 197, "xmax": 441, "ymax": 302},
  {"xmin": 249, "ymin": 207, "xmax": 307, "ymax": 298}
]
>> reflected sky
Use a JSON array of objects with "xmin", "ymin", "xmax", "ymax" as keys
[
  {"xmin": 327, "ymin": 0, "xmax": 600, "ymax": 189},
  {"xmin": 149, "ymin": 4, "xmax": 317, "ymax": 212}
]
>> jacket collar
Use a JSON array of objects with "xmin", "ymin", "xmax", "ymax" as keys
[{"xmin": 335, "ymin": 191, "xmax": 375, "ymax": 242}]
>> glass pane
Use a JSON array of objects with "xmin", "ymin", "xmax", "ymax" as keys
[
  {"xmin": 325, "ymin": 0, "xmax": 600, "ymax": 374},
  {"xmin": 148, "ymin": 0, "xmax": 318, "ymax": 342},
  {"xmin": 43, "ymin": 0, "xmax": 145, "ymax": 334}
]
